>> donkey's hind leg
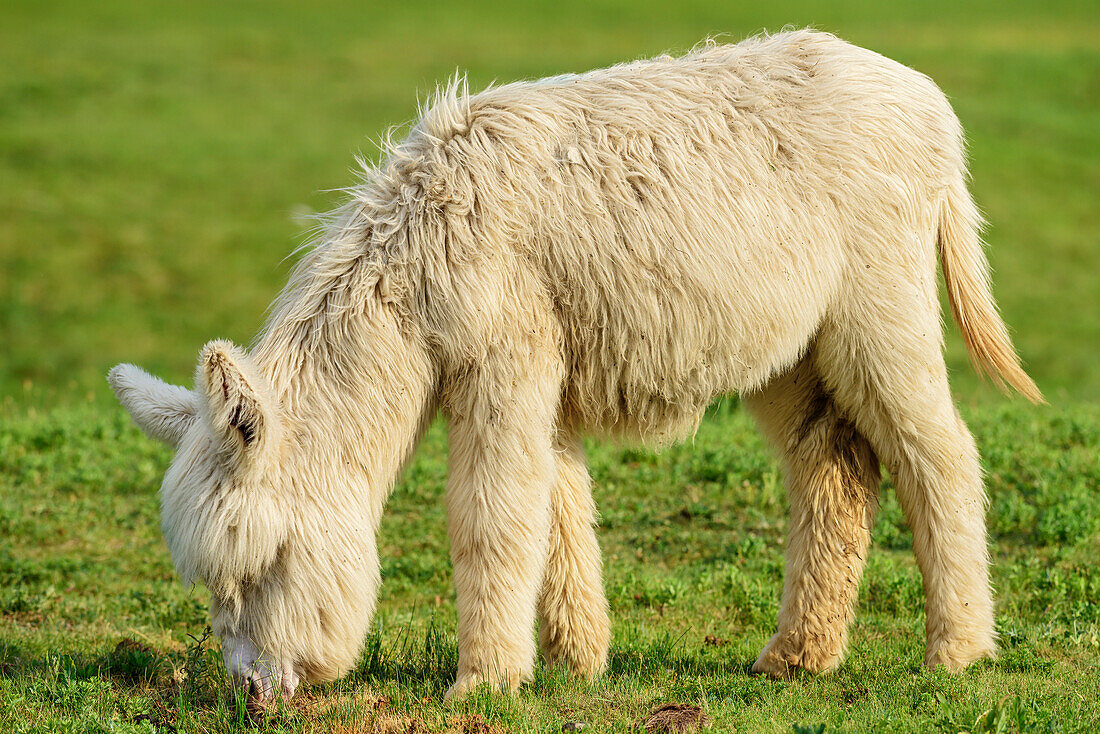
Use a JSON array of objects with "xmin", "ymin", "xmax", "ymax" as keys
[
  {"xmin": 744, "ymin": 356, "xmax": 881, "ymax": 677},
  {"xmin": 815, "ymin": 294, "xmax": 998, "ymax": 670},
  {"xmin": 538, "ymin": 434, "xmax": 611, "ymax": 677}
]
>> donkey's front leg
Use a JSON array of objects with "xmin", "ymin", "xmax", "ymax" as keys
[
  {"xmin": 443, "ymin": 352, "xmax": 561, "ymax": 700},
  {"xmin": 538, "ymin": 434, "xmax": 610, "ymax": 678}
]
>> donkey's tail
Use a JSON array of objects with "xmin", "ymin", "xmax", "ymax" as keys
[{"xmin": 938, "ymin": 177, "xmax": 1044, "ymax": 403}]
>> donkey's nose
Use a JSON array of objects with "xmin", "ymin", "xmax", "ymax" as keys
[{"xmin": 279, "ymin": 666, "xmax": 300, "ymax": 699}]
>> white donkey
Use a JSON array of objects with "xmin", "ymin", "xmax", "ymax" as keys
[{"xmin": 109, "ymin": 30, "xmax": 1041, "ymax": 702}]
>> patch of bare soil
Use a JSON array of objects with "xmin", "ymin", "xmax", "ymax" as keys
[
  {"xmin": 327, "ymin": 714, "xmax": 427, "ymax": 734},
  {"xmin": 446, "ymin": 713, "xmax": 511, "ymax": 734}
]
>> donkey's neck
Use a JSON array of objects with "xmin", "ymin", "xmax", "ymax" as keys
[{"xmin": 250, "ymin": 280, "xmax": 436, "ymax": 516}]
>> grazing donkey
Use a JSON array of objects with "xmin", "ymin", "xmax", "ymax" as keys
[{"xmin": 109, "ymin": 30, "xmax": 1041, "ymax": 702}]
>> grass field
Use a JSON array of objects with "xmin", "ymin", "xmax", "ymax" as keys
[
  {"xmin": 2, "ymin": 405, "xmax": 1099, "ymax": 733},
  {"xmin": 1, "ymin": 0, "xmax": 1098, "ymax": 731}
]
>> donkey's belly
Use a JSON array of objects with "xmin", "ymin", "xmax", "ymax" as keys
[{"xmin": 554, "ymin": 243, "xmax": 836, "ymax": 444}]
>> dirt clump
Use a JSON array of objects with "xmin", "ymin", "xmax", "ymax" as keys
[{"xmin": 643, "ymin": 703, "xmax": 709, "ymax": 733}]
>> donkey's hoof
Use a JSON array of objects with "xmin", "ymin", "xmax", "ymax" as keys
[
  {"xmin": 444, "ymin": 669, "xmax": 525, "ymax": 702},
  {"xmin": 925, "ymin": 637, "xmax": 997, "ymax": 672},
  {"xmin": 752, "ymin": 633, "xmax": 842, "ymax": 679}
]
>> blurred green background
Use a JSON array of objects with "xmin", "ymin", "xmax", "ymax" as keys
[{"xmin": 1, "ymin": 0, "xmax": 1097, "ymax": 408}]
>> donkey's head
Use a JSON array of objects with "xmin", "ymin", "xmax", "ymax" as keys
[{"xmin": 109, "ymin": 340, "xmax": 377, "ymax": 701}]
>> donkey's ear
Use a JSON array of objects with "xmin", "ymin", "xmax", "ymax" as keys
[
  {"xmin": 108, "ymin": 364, "xmax": 199, "ymax": 448},
  {"xmin": 196, "ymin": 340, "xmax": 280, "ymax": 459}
]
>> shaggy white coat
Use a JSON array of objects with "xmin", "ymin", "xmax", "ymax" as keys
[{"xmin": 109, "ymin": 29, "xmax": 1041, "ymax": 700}]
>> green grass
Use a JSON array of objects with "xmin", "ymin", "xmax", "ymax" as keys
[
  {"xmin": 2, "ymin": 0, "xmax": 1098, "ymax": 731},
  {"xmin": 2, "ymin": 403, "xmax": 1098, "ymax": 732}
]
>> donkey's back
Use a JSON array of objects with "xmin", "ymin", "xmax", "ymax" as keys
[{"xmin": 414, "ymin": 31, "xmax": 970, "ymax": 443}]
